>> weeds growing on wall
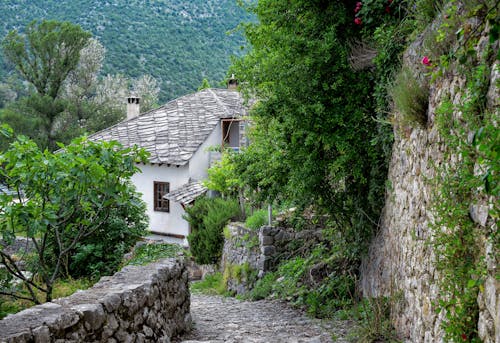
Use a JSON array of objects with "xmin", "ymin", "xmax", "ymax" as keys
[{"xmin": 432, "ymin": 62, "xmax": 498, "ymax": 342}]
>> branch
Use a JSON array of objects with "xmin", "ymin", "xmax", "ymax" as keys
[{"xmin": 0, "ymin": 290, "xmax": 39, "ymax": 303}]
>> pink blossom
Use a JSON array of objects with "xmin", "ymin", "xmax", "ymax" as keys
[
  {"xmin": 354, "ymin": 17, "xmax": 362, "ymax": 25},
  {"xmin": 421, "ymin": 56, "xmax": 431, "ymax": 66},
  {"xmin": 355, "ymin": 2, "xmax": 362, "ymax": 12}
]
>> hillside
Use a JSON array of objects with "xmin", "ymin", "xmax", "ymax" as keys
[{"xmin": 0, "ymin": 0, "xmax": 252, "ymax": 102}]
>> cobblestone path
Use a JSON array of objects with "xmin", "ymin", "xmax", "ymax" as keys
[{"xmin": 178, "ymin": 294, "xmax": 355, "ymax": 343}]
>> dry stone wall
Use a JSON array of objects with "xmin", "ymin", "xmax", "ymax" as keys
[
  {"xmin": 0, "ymin": 258, "xmax": 191, "ymax": 343},
  {"xmin": 221, "ymin": 223, "xmax": 324, "ymax": 295},
  {"xmin": 360, "ymin": 22, "xmax": 498, "ymax": 343}
]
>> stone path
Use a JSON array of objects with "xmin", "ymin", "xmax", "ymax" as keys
[{"xmin": 177, "ymin": 294, "xmax": 355, "ymax": 343}]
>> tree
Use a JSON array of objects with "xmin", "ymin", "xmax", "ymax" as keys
[
  {"xmin": 132, "ymin": 74, "xmax": 160, "ymax": 112},
  {"xmin": 2, "ymin": 20, "xmax": 91, "ymax": 150},
  {"xmin": 2, "ymin": 20, "xmax": 91, "ymax": 99},
  {"xmin": 198, "ymin": 78, "xmax": 211, "ymax": 91},
  {"xmin": 0, "ymin": 133, "xmax": 148, "ymax": 303}
]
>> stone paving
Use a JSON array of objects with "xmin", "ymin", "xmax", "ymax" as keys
[{"xmin": 177, "ymin": 294, "xmax": 355, "ymax": 343}]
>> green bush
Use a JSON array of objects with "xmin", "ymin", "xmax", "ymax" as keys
[
  {"xmin": 247, "ymin": 272, "xmax": 277, "ymax": 300},
  {"xmin": 244, "ymin": 209, "xmax": 268, "ymax": 230},
  {"xmin": 184, "ymin": 197, "xmax": 241, "ymax": 264},
  {"xmin": 65, "ymin": 201, "xmax": 148, "ymax": 278}
]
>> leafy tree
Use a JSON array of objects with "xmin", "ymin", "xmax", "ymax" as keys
[
  {"xmin": 2, "ymin": 20, "xmax": 91, "ymax": 99},
  {"xmin": 198, "ymin": 78, "xmax": 211, "ymax": 91},
  {"xmin": 2, "ymin": 20, "xmax": 91, "ymax": 150},
  {"xmin": 132, "ymin": 74, "xmax": 160, "ymax": 112},
  {"xmin": 0, "ymin": 132, "xmax": 148, "ymax": 303},
  {"xmin": 232, "ymin": 0, "xmax": 387, "ymax": 212}
]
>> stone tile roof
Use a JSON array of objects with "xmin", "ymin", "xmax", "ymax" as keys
[
  {"xmin": 89, "ymin": 88, "xmax": 248, "ymax": 165},
  {"xmin": 164, "ymin": 180, "xmax": 207, "ymax": 206}
]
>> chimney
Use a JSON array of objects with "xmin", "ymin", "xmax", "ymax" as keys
[
  {"xmin": 126, "ymin": 96, "xmax": 140, "ymax": 120},
  {"xmin": 227, "ymin": 74, "xmax": 238, "ymax": 90}
]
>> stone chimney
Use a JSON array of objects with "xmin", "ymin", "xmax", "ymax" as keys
[
  {"xmin": 227, "ymin": 74, "xmax": 238, "ymax": 90},
  {"xmin": 126, "ymin": 96, "xmax": 140, "ymax": 120}
]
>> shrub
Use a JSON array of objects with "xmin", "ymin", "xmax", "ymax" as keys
[
  {"xmin": 244, "ymin": 209, "xmax": 269, "ymax": 230},
  {"xmin": 0, "ymin": 135, "xmax": 148, "ymax": 303},
  {"xmin": 184, "ymin": 197, "xmax": 241, "ymax": 264},
  {"xmin": 390, "ymin": 67, "xmax": 429, "ymax": 127}
]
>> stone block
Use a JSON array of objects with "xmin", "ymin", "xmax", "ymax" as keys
[
  {"xmin": 101, "ymin": 293, "xmax": 122, "ymax": 312},
  {"xmin": 33, "ymin": 325, "xmax": 50, "ymax": 343},
  {"xmin": 261, "ymin": 245, "xmax": 276, "ymax": 256},
  {"xmin": 260, "ymin": 226, "xmax": 273, "ymax": 236},
  {"xmin": 261, "ymin": 235, "xmax": 274, "ymax": 246},
  {"xmin": 73, "ymin": 303, "xmax": 105, "ymax": 331}
]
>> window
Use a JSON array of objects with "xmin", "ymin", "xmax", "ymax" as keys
[
  {"xmin": 154, "ymin": 182, "xmax": 170, "ymax": 212},
  {"xmin": 221, "ymin": 119, "xmax": 240, "ymax": 149}
]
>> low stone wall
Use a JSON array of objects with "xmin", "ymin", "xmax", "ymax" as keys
[
  {"xmin": 0, "ymin": 258, "xmax": 191, "ymax": 343},
  {"xmin": 220, "ymin": 223, "xmax": 324, "ymax": 295},
  {"xmin": 259, "ymin": 225, "xmax": 322, "ymax": 275}
]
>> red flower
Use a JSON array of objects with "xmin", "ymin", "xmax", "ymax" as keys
[
  {"xmin": 421, "ymin": 56, "xmax": 431, "ymax": 66},
  {"xmin": 354, "ymin": 17, "xmax": 362, "ymax": 25},
  {"xmin": 385, "ymin": 6, "xmax": 391, "ymax": 13},
  {"xmin": 461, "ymin": 333, "xmax": 467, "ymax": 341},
  {"xmin": 355, "ymin": 2, "xmax": 362, "ymax": 13}
]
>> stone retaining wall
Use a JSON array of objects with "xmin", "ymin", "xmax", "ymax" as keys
[
  {"xmin": 221, "ymin": 223, "xmax": 260, "ymax": 294},
  {"xmin": 220, "ymin": 222, "xmax": 323, "ymax": 295},
  {"xmin": 259, "ymin": 225, "xmax": 322, "ymax": 275},
  {"xmin": 360, "ymin": 22, "xmax": 498, "ymax": 343},
  {"xmin": 0, "ymin": 258, "xmax": 191, "ymax": 343}
]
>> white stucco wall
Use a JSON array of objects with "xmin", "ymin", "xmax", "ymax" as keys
[
  {"xmin": 132, "ymin": 164, "xmax": 190, "ymax": 237},
  {"xmin": 189, "ymin": 122, "xmax": 222, "ymax": 181}
]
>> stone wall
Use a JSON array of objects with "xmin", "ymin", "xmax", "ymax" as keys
[
  {"xmin": 0, "ymin": 258, "xmax": 191, "ymax": 343},
  {"xmin": 220, "ymin": 222, "xmax": 260, "ymax": 294},
  {"xmin": 360, "ymin": 21, "xmax": 498, "ymax": 343},
  {"xmin": 220, "ymin": 222, "xmax": 323, "ymax": 295},
  {"xmin": 259, "ymin": 225, "xmax": 322, "ymax": 275}
]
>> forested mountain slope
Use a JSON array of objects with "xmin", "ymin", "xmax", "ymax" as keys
[{"xmin": 0, "ymin": 0, "xmax": 252, "ymax": 102}]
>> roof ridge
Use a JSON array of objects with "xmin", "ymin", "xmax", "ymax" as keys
[{"xmin": 207, "ymin": 88, "xmax": 231, "ymax": 118}]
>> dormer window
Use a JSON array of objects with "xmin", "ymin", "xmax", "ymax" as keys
[{"xmin": 221, "ymin": 119, "xmax": 241, "ymax": 151}]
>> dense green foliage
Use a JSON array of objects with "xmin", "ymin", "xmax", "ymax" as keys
[
  {"xmin": 0, "ymin": 0, "xmax": 252, "ymax": 102},
  {"xmin": 2, "ymin": 20, "xmax": 92, "ymax": 150},
  {"xmin": 224, "ymin": 0, "xmax": 413, "ymax": 320},
  {"xmin": 184, "ymin": 197, "xmax": 241, "ymax": 264},
  {"xmin": 0, "ymin": 132, "xmax": 148, "ymax": 303}
]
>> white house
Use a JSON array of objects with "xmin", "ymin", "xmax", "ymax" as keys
[{"xmin": 89, "ymin": 86, "xmax": 248, "ymax": 242}]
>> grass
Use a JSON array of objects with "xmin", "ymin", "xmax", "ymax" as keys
[
  {"xmin": 0, "ymin": 277, "xmax": 93, "ymax": 319},
  {"xmin": 190, "ymin": 272, "xmax": 228, "ymax": 296},
  {"xmin": 350, "ymin": 297, "xmax": 401, "ymax": 343},
  {"xmin": 390, "ymin": 67, "xmax": 429, "ymax": 128},
  {"xmin": 125, "ymin": 242, "xmax": 184, "ymax": 266}
]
